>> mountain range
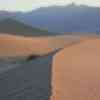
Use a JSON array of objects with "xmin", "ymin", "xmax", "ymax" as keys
[
  {"xmin": 0, "ymin": 18, "xmax": 51, "ymax": 36},
  {"xmin": 0, "ymin": 4, "xmax": 100, "ymax": 34}
]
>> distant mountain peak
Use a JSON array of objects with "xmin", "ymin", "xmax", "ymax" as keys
[
  {"xmin": 67, "ymin": 2, "xmax": 77, "ymax": 7},
  {"xmin": 0, "ymin": 5, "xmax": 100, "ymax": 34},
  {"xmin": 66, "ymin": 3, "xmax": 90, "ymax": 8}
]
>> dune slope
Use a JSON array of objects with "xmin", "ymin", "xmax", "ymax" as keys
[
  {"xmin": 0, "ymin": 53, "xmax": 54, "ymax": 100},
  {"xmin": 51, "ymin": 38, "xmax": 100, "ymax": 100},
  {"xmin": 0, "ymin": 34, "xmax": 79, "ymax": 58}
]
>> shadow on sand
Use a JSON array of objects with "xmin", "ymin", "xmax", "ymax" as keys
[{"xmin": 0, "ymin": 50, "xmax": 60, "ymax": 100}]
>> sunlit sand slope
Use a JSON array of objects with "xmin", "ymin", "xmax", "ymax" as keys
[
  {"xmin": 51, "ymin": 38, "xmax": 100, "ymax": 100},
  {"xmin": 0, "ymin": 34, "xmax": 79, "ymax": 57}
]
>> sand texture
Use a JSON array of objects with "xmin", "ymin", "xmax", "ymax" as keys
[{"xmin": 51, "ymin": 37, "xmax": 100, "ymax": 100}]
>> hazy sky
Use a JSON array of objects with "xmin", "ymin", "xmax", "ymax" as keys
[{"xmin": 0, "ymin": 0, "xmax": 100, "ymax": 11}]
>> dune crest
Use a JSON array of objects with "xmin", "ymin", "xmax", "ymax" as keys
[{"xmin": 51, "ymin": 38, "xmax": 100, "ymax": 100}]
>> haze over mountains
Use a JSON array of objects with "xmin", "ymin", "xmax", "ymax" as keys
[{"xmin": 0, "ymin": 4, "xmax": 100, "ymax": 34}]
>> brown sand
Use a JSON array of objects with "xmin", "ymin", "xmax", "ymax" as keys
[
  {"xmin": 0, "ymin": 34, "xmax": 79, "ymax": 58},
  {"xmin": 51, "ymin": 38, "xmax": 100, "ymax": 100}
]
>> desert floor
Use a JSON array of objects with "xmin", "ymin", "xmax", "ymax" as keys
[
  {"xmin": 0, "ymin": 33, "xmax": 80, "ymax": 58},
  {"xmin": 51, "ymin": 37, "xmax": 100, "ymax": 100},
  {"xmin": 1, "ymin": 33, "xmax": 100, "ymax": 100},
  {"xmin": 0, "ymin": 33, "xmax": 80, "ymax": 100}
]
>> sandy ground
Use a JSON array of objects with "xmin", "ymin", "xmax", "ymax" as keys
[
  {"xmin": 51, "ymin": 37, "xmax": 100, "ymax": 100},
  {"xmin": 0, "ymin": 33, "xmax": 79, "ymax": 58},
  {"xmin": 1, "ymin": 33, "xmax": 100, "ymax": 100}
]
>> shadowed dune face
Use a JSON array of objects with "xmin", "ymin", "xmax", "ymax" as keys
[
  {"xmin": 0, "ymin": 34, "xmax": 79, "ymax": 58},
  {"xmin": 51, "ymin": 38, "xmax": 100, "ymax": 100},
  {"xmin": 0, "ymin": 53, "xmax": 54, "ymax": 100}
]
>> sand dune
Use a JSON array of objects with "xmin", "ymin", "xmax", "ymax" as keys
[
  {"xmin": 0, "ymin": 33, "xmax": 79, "ymax": 58},
  {"xmin": 51, "ymin": 38, "xmax": 100, "ymax": 100},
  {"xmin": 0, "ymin": 53, "xmax": 54, "ymax": 100},
  {"xmin": 2, "ymin": 33, "xmax": 100, "ymax": 100}
]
